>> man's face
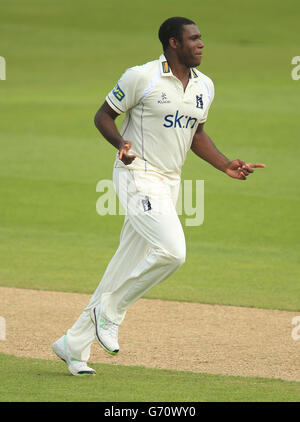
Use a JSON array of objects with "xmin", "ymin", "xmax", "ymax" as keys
[{"xmin": 176, "ymin": 24, "xmax": 204, "ymax": 67}]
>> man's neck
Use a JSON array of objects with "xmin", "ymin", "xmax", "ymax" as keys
[{"xmin": 164, "ymin": 51, "xmax": 190, "ymax": 89}]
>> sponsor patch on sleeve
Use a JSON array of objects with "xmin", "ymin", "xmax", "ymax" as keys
[{"xmin": 112, "ymin": 84, "xmax": 125, "ymax": 102}]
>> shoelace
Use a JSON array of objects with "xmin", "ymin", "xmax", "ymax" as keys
[
  {"xmin": 100, "ymin": 318, "xmax": 119, "ymax": 339},
  {"xmin": 71, "ymin": 360, "xmax": 90, "ymax": 370}
]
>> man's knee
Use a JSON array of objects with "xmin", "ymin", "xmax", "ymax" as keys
[
  {"xmin": 173, "ymin": 249, "xmax": 186, "ymax": 268},
  {"xmin": 156, "ymin": 245, "xmax": 186, "ymax": 268}
]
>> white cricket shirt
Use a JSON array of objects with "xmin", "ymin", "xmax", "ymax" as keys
[{"xmin": 106, "ymin": 54, "xmax": 214, "ymax": 179}]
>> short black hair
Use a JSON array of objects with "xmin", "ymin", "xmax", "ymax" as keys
[{"xmin": 158, "ymin": 17, "xmax": 196, "ymax": 51}]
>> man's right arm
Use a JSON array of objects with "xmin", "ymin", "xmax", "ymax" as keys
[{"xmin": 94, "ymin": 101, "xmax": 136, "ymax": 165}]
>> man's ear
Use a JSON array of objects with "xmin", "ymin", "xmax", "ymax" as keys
[{"xmin": 169, "ymin": 37, "xmax": 181, "ymax": 49}]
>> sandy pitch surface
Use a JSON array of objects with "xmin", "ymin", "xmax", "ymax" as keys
[{"xmin": 0, "ymin": 286, "xmax": 299, "ymax": 381}]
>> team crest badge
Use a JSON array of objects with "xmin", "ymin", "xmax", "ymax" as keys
[
  {"xmin": 196, "ymin": 94, "xmax": 203, "ymax": 109},
  {"xmin": 142, "ymin": 196, "xmax": 152, "ymax": 212}
]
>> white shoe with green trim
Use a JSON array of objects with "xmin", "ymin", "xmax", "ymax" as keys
[
  {"xmin": 90, "ymin": 307, "xmax": 119, "ymax": 355},
  {"xmin": 52, "ymin": 335, "xmax": 96, "ymax": 376}
]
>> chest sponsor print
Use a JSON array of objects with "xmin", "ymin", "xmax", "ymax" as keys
[{"xmin": 163, "ymin": 110, "xmax": 198, "ymax": 129}]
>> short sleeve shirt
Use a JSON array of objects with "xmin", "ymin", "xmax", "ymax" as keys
[{"xmin": 106, "ymin": 54, "xmax": 214, "ymax": 179}]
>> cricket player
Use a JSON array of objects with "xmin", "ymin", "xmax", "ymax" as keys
[{"xmin": 52, "ymin": 17, "xmax": 265, "ymax": 375}]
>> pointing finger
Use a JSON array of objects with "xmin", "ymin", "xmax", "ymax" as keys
[{"xmin": 247, "ymin": 163, "xmax": 266, "ymax": 168}]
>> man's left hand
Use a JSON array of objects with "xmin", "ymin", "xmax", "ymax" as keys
[{"xmin": 225, "ymin": 159, "xmax": 265, "ymax": 180}]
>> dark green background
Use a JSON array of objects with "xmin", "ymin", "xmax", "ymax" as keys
[{"xmin": 1, "ymin": 0, "xmax": 299, "ymax": 310}]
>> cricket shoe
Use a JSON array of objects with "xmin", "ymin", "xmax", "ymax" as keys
[
  {"xmin": 90, "ymin": 307, "xmax": 119, "ymax": 355},
  {"xmin": 52, "ymin": 335, "xmax": 96, "ymax": 376}
]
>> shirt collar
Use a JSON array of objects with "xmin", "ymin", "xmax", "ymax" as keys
[
  {"xmin": 159, "ymin": 54, "xmax": 172, "ymax": 76},
  {"xmin": 159, "ymin": 54, "xmax": 199, "ymax": 79}
]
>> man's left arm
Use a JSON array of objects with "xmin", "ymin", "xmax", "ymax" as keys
[{"xmin": 191, "ymin": 123, "xmax": 265, "ymax": 180}]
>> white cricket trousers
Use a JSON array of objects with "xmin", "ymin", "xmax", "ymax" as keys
[{"xmin": 66, "ymin": 164, "xmax": 186, "ymax": 361}]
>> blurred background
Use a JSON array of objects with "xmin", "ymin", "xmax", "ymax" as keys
[{"xmin": 0, "ymin": 0, "xmax": 299, "ymax": 310}]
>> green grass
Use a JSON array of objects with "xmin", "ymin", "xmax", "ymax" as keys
[
  {"xmin": 0, "ymin": 0, "xmax": 299, "ymax": 311},
  {"xmin": 0, "ymin": 353, "xmax": 299, "ymax": 402}
]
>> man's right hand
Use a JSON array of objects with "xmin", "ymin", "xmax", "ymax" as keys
[
  {"xmin": 118, "ymin": 141, "xmax": 136, "ymax": 165},
  {"xmin": 94, "ymin": 102, "xmax": 137, "ymax": 166}
]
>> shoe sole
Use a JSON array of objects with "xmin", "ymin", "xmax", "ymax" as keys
[
  {"xmin": 52, "ymin": 342, "xmax": 96, "ymax": 376},
  {"xmin": 90, "ymin": 308, "xmax": 119, "ymax": 356}
]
